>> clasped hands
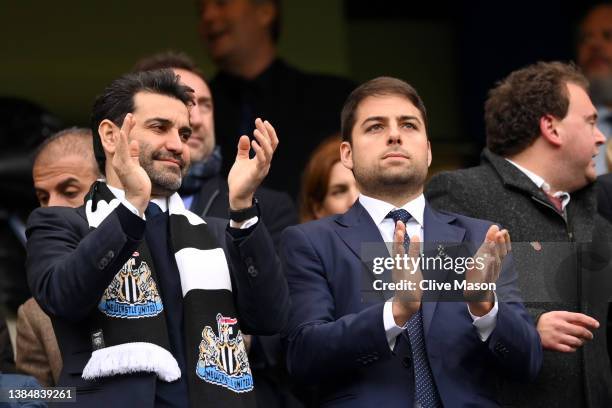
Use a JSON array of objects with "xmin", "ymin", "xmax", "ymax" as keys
[{"xmin": 391, "ymin": 222, "xmax": 510, "ymax": 326}]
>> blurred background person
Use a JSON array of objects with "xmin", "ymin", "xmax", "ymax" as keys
[
  {"xmin": 0, "ymin": 98, "xmax": 61, "ymax": 322},
  {"xmin": 197, "ymin": 0, "xmax": 355, "ymax": 198},
  {"xmin": 17, "ymin": 127, "xmax": 100, "ymax": 386},
  {"xmin": 299, "ymin": 136, "xmax": 359, "ymax": 222},
  {"xmin": 577, "ymin": 2, "xmax": 612, "ymax": 174},
  {"xmin": 133, "ymin": 51, "xmax": 298, "ymax": 249}
]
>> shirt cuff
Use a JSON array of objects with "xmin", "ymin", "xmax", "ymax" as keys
[
  {"xmin": 468, "ymin": 292, "xmax": 499, "ymax": 341},
  {"xmin": 383, "ymin": 301, "xmax": 407, "ymax": 351},
  {"xmin": 229, "ymin": 216, "xmax": 259, "ymax": 229},
  {"xmin": 120, "ymin": 198, "xmax": 145, "ymax": 220}
]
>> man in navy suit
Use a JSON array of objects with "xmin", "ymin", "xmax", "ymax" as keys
[{"xmin": 281, "ymin": 77, "xmax": 542, "ymax": 407}]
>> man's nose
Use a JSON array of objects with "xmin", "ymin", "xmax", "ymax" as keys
[
  {"xmin": 190, "ymin": 105, "xmax": 203, "ymax": 129},
  {"xmin": 48, "ymin": 193, "xmax": 68, "ymax": 207},
  {"xmin": 595, "ymin": 125, "xmax": 607, "ymax": 145},
  {"xmin": 387, "ymin": 124, "xmax": 402, "ymax": 144},
  {"xmin": 165, "ymin": 130, "xmax": 184, "ymax": 152}
]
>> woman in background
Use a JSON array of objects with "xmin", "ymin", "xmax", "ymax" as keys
[{"xmin": 299, "ymin": 136, "xmax": 359, "ymax": 222}]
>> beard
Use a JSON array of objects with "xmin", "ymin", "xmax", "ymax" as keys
[
  {"xmin": 353, "ymin": 161, "xmax": 428, "ymax": 198},
  {"xmin": 139, "ymin": 141, "xmax": 189, "ymax": 196}
]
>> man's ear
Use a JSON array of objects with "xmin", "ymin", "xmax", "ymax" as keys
[
  {"xmin": 340, "ymin": 141, "xmax": 354, "ymax": 170},
  {"xmin": 255, "ymin": 1, "xmax": 277, "ymax": 30},
  {"xmin": 539, "ymin": 114, "xmax": 562, "ymax": 147},
  {"xmin": 98, "ymin": 119, "xmax": 119, "ymax": 155},
  {"xmin": 427, "ymin": 140, "xmax": 432, "ymax": 167}
]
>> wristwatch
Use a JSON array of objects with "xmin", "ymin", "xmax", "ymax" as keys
[{"xmin": 229, "ymin": 198, "xmax": 260, "ymax": 222}]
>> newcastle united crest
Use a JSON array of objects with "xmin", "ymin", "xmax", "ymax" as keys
[
  {"xmin": 196, "ymin": 313, "xmax": 253, "ymax": 393},
  {"xmin": 98, "ymin": 253, "xmax": 163, "ymax": 319}
]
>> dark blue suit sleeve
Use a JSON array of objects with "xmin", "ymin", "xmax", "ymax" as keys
[
  {"xmin": 485, "ymin": 253, "xmax": 542, "ymax": 381},
  {"xmin": 224, "ymin": 220, "xmax": 290, "ymax": 335},
  {"xmin": 25, "ymin": 205, "xmax": 145, "ymax": 322},
  {"xmin": 282, "ymin": 226, "xmax": 392, "ymax": 385}
]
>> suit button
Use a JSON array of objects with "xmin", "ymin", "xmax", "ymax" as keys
[
  {"xmin": 247, "ymin": 265, "xmax": 258, "ymax": 277},
  {"xmin": 244, "ymin": 257, "xmax": 254, "ymax": 266},
  {"xmin": 98, "ymin": 259, "xmax": 108, "ymax": 270},
  {"xmin": 402, "ymin": 356, "xmax": 412, "ymax": 368},
  {"xmin": 106, "ymin": 250, "xmax": 114, "ymax": 259}
]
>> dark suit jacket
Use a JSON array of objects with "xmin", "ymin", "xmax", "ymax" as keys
[
  {"xmin": 25, "ymin": 203, "xmax": 289, "ymax": 407},
  {"xmin": 597, "ymin": 173, "xmax": 612, "ymax": 224},
  {"xmin": 282, "ymin": 200, "xmax": 541, "ymax": 408},
  {"xmin": 188, "ymin": 174, "xmax": 298, "ymax": 249},
  {"xmin": 188, "ymin": 176, "xmax": 301, "ymax": 408},
  {"xmin": 426, "ymin": 148, "xmax": 612, "ymax": 407},
  {"xmin": 211, "ymin": 58, "xmax": 355, "ymax": 198}
]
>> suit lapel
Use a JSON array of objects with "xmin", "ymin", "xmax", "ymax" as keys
[
  {"xmin": 334, "ymin": 202, "xmax": 391, "ymax": 302},
  {"xmin": 422, "ymin": 205, "xmax": 466, "ymax": 337},
  {"xmin": 333, "ymin": 200, "xmax": 470, "ymax": 336}
]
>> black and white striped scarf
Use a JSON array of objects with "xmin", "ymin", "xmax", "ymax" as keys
[{"xmin": 82, "ymin": 181, "xmax": 256, "ymax": 407}]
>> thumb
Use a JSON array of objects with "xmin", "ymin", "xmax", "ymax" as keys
[
  {"xmin": 408, "ymin": 235, "xmax": 421, "ymax": 259},
  {"xmin": 485, "ymin": 224, "xmax": 500, "ymax": 243},
  {"xmin": 236, "ymin": 135, "xmax": 250, "ymax": 160},
  {"xmin": 129, "ymin": 140, "xmax": 140, "ymax": 162}
]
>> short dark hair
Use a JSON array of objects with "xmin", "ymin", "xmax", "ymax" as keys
[
  {"xmin": 485, "ymin": 61, "xmax": 589, "ymax": 157},
  {"xmin": 341, "ymin": 76, "xmax": 427, "ymax": 143},
  {"xmin": 90, "ymin": 69, "xmax": 194, "ymax": 175},
  {"xmin": 132, "ymin": 50, "xmax": 206, "ymax": 81}
]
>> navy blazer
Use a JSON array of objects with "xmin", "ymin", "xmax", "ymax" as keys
[
  {"xmin": 25, "ymin": 204, "xmax": 289, "ymax": 408},
  {"xmin": 282, "ymin": 201, "xmax": 542, "ymax": 408}
]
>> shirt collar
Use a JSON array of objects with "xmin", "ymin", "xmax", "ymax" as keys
[
  {"xmin": 505, "ymin": 159, "xmax": 549, "ymax": 190},
  {"xmin": 106, "ymin": 184, "xmax": 168, "ymax": 212},
  {"xmin": 359, "ymin": 193, "xmax": 425, "ymax": 227},
  {"xmin": 505, "ymin": 159, "xmax": 570, "ymax": 208}
]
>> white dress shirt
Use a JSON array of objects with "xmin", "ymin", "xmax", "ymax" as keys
[
  {"xmin": 505, "ymin": 160, "xmax": 570, "ymax": 211},
  {"xmin": 107, "ymin": 184, "xmax": 166, "ymax": 219},
  {"xmin": 358, "ymin": 193, "xmax": 499, "ymax": 350}
]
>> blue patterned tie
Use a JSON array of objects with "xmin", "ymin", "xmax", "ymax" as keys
[
  {"xmin": 386, "ymin": 209, "xmax": 441, "ymax": 408},
  {"xmin": 145, "ymin": 202, "xmax": 163, "ymax": 219}
]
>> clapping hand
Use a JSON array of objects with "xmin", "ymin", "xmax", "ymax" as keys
[{"xmin": 228, "ymin": 118, "xmax": 278, "ymax": 211}]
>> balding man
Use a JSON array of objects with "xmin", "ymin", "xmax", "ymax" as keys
[
  {"xmin": 17, "ymin": 127, "xmax": 100, "ymax": 386},
  {"xmin": 32, "ymin": 127, "xmax": 100, "ymax": 207}
]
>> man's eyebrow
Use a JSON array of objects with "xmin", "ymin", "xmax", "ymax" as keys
[
  {"xmin": 56, "ymin": 177, "xmax": 81, "ymax": 190},
  {"xmin": 362, "ymin": 116, "xmax": 388, "ymax": 125},
  {"xmin": 397, "ymin": 115, "xmax": 422, "ymax": 124},
  {"xmin": 586, "ymin": 112, "xmax": 598, "ymax": 122},
  {"xmin": 361, "ymin": 115, "xmax": 422, "ymax": 125},
  {"xmin": 144, "ymin": 118, "xmax": 173, "ymax": 126}
]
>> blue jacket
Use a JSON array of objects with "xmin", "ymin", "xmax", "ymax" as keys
[{"xmin": 282, "ymin": 201, "xmax": 542, "ymax": 407}]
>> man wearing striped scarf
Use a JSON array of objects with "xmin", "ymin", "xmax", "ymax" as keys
[{"xmin": 25, "ymin": 68, "xmax": 288, "ymax": 407}]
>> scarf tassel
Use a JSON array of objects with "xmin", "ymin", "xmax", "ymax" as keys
[{"xmin": 82, "ymin": 342, "xmax": 181, "ymax": 382}]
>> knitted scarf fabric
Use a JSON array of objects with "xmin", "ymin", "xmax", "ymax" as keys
[{"xmin": 82, "ymin": 181, "xmax": 256, "ymax": 406}]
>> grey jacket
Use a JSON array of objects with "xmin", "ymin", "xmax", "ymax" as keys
[{"xmin": 425, "ymin": 148, "xmax": 612, "ymax": 408}]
